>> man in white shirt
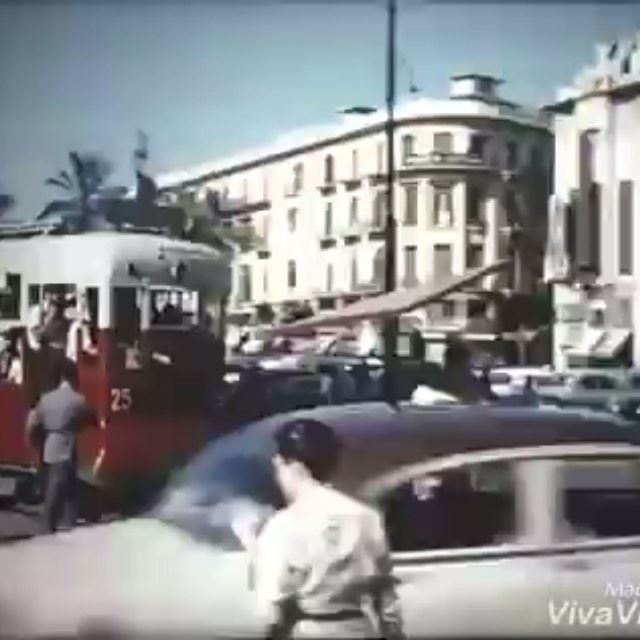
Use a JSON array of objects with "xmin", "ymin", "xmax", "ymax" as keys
[
  {"xmin": 65, "ymin": 295, "xmax": 97, "ymax": 364},
  {"xmin": 233, "ymin": 419, "xmax": 405, "ymax": 640}
]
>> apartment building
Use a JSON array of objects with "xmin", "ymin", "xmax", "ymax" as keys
[
  {"xmin": 545, "ymin": 36, "xmax": 640, "ymax": 369},
  {"xmin": 158, "ymin": 74, "xmax": 552, "ymax": 341}
]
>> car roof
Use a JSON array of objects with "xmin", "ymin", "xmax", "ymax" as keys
[{"xmin": 228, "ymin": 402, "xmax": 640, "ymax": 493}]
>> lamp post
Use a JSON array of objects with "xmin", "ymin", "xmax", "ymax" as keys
[{"xmin": 382, "ymin": 0, "xmax": 398, "ymax": 405}]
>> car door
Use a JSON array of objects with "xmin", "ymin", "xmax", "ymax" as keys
[
  {"xmin": 533, "ymin": 450, "xmax": 640, "ymax": 637},
  {"xmin": 364, "ymin": 452, "xmax": 562, "ymax": 637}
]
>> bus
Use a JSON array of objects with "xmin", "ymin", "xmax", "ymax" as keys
[{"xmin": 0, "ymin": 221, "xmax": 231, "ymax": 514}]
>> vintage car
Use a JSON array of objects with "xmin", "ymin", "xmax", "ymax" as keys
[{"xmin": 1, "ymin": 403, "xmax": 640, "ymax": 637}]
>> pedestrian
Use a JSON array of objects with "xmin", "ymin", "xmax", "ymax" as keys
[
  {"xmin": 233, "ymin": 419, "xmax": 405, "ymax": 640},
  {"xmin": 25, "ymin": 359, "xmax": 95, "ymax": 534}
]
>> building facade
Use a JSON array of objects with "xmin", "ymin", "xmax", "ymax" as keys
[
  {"xmin": 158, "ymin": 74, "xmax": 552, "ymax": 343},
  {"xmin": 545, "ymin": 36, "xmax": 640, "ymax": 370}
]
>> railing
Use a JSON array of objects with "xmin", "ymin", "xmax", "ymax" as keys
[{"xmin": 404, "ymin": 151, "xmax": 492, "ymax": 170}]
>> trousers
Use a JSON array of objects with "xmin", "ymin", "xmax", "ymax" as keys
[{"xmin": 40, "ymin": 460, "xmax": 77, "ymax": 534}]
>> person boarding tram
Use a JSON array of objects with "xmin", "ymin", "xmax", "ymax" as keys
[{"xmin": 233, "ymin": 419, "xmax": 405, "ymax": 640}]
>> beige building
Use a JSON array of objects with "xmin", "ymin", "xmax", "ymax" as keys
[
  {"xmin": 545, "ymin": 35, "xmax": 640, "ymax": 369},
  {"xmin": 158, "ymin": 74, "xmax": 552, "ymax": 345}
]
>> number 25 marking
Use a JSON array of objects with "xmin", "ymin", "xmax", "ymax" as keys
[{"xmin": 111, "ymin": 388, "xmax": 133, "ymax": 412}]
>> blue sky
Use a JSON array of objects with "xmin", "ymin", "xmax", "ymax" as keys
[{"xmin": 1, "ymin": 0, "xmax": 640, "ymax": 220}]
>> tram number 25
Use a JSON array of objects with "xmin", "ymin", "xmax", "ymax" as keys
[{"xmin": 110, "ymin": 388, "xmax": 133, "ymax": 412}]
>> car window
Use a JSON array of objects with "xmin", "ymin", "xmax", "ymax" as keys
[
  {"xmin": 489, "ymin": 372, "xmax": 511, "ymax": 385},
  {"xmin": 534, "ymin": 375, "xmax": 565, "ymax": 388},
  {"xmin": 560, "ymin": 457, "xmax": 640, "ymax": 539},
  {"xmin": 378, "ymin": 461, "xmax": 517, "ymax": 553},
  {"xmin": 579, "ymin": 375, "xmax": 618, "ymax": 390}
]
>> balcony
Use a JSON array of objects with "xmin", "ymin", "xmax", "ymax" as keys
[
  {"xmin": 339, "ymin": 176, "xmax": 362, "ymax": 191},
  {"xmin": 318, "ymin": 181, "xmax": 337, "ymax": 196},
  {"xmin": 403, "ymin": 151, "xmax": 494, "ymax": 174},
  {"xmin": 319, "ymin": 233, "xmax": 338, "ymax": 249},
  {"xmin": 213, "ymin": 194, "xmax": 271, "ymax": 218},
  {"xmin": 339, "ymin": 221, "xmax": 367, "ymax": 243}
]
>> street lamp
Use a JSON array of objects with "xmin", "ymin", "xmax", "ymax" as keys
[{"xmin": 383, "ymin": 0, "xmax": 398, "ymax": 405}]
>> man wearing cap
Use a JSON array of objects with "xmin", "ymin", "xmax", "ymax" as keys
[{"xmin": 233, "ymin": 419, "xmax": 405, "ymax": 640}]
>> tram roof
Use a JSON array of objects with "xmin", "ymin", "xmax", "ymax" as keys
[{"xmin": 0, "ymin": 231, "xmax": 231, "ymax": 292}]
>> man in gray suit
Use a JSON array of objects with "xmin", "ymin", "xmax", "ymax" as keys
[{"xmin": 26, "ymin": 359, "xmax": 95, "ymax": 534}]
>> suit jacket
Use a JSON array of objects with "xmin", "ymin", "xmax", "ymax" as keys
[{"xmin": 26, "ymin": 382, "xmax": 93, "ymax": 464}]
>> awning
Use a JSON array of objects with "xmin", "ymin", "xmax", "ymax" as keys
[
  {"xmin": 591, "ymin": 328, "xmax": 631, "ymax": 359},
  {"xmin": 270, "ymin": 260, "xmax": 510, "ymax": 335}
]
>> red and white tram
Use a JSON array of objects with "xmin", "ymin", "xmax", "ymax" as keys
[{"xmin": 0, "ymin": 221, "xmax": 231, "ymax": 510}]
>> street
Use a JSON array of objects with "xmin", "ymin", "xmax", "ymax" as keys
[{"xmin": 0, "ymin": 500, "xmax": 39, "ymax": 544}]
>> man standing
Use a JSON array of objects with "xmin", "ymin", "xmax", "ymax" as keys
[
  {"xmin": 233, "ymin": 419, "xmax": 405, "ymax": 639},
  {"xmin": 26, "ymin": 359, "xmax": 95, "ymax": 534}
]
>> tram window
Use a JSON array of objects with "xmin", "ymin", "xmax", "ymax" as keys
[
  {"xmin": 114, "ymin": 287, "xmax": 140, "ymax": 345},
  {"xmin": 150, "ymin": 288, "xmax": 198, "ymax": 327},
  {"xmin": 0, "ymin": 274, "xmax": 21, "ymax": 320},
  {"xmin": 28, "ymin": 285, "xmax": 40, "ymax": 307}
]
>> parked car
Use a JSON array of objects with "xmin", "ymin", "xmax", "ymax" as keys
[
  {"xmin": 2, "ymin": 404, "xmax": 640, "ymax": 637},
  {"xmin": 481, "ymin": 367, "xmax": 566, "ymax": 398}
]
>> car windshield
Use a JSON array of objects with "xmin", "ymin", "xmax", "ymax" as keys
[{"xmin": 154, "ymin": 416, "xmax": 285, "ymax": 549}]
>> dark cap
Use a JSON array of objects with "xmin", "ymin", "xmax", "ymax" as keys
[{"xmin": 274, "ymin": 419, "xmax": 341, "ymax": 482}]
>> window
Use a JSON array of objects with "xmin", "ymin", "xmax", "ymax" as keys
[
  {"xmin": 326, "ymin": 264, "xmax": 333, "ymax": 292},
  {"xmin": 262, "ymin": 268, "xmax": 268, "ymax": 295},
  {"xmin": 404, "ymin": 246, "xmax": 417, "ymax": 286},
  {"xmin": 467, "ymin": 184, "xmax": 483, "ymax": 224},
  {"xmin": 441, "ymin": 300, "xmax": 455, "ymax": 318},
  {"xmin": 324, "ymin": 155, "xmax": 335, "ymax": 185},
  {"xmin": 261, "ymin": 216, "xmax": 270, "ymax": 244},
  {"xmin": 287, "ymin": 261, "xmax": 297, "ymax": 289},
  {"xmin": 262, "ymin": 171, "xmax": 270, "ymax": 201},
  {"xmin": 433, "ymin": 186, "xmax": 453, "ymax": 227},
  {"xmin": 565, "ymin": 190, "xmax": 578, "ymax": 263},
  {"xmin": 349, "ymin": 197, "xmax": 358, "ymax": 226},
  {"xmin": 468, "ymin": 299, "xmax": 486, "ymax": 318},
  {"xmin": 619, "ymin": 180, "xmax": 633, "ymax": 275},
  {"xmin": 433, "ymin": 132, "xmax": 453, "ymax": 153},
  {"xmin": 578, "ymin": 375, "xmax": 618, "ymax": 390},
  {"xmin": 620, "ymin": 298, "xmax": 633, "ymax": 327},
  {"xmin": 506, "ymin": 142, "xmax": 518, "ymax": 170},
  {"xmin": 589, "ymin": 182, "xmax": 601, "ymax": 273},
  {"xmin": 324, "ymin": 202, "xmax": 333, "ymax": 237},
  {"xmin": 287, "ymin": 208, "xmax": 297, "ymax": 233},
  {"xmin": 401, "ymin": 134, "xmax": 415, "ymax": 163},
  {"xmin": 466, "ymin": 244, "xmax": 484, "ymax": 269},
  {"xmin": 560, "ymin": 457, "xmax": 640, "ymax": 539},
  {"xmin": 380, "ymin": 461, "xmax": 516, "ymax": 552},
  {"xmin": 434, "ymin": 244, "xmax": 452, "ymax": 277},
  {"xmin": 376, "ymin": 142, "xmax": 385, "ymax": 174},
  {"xmin": 238, "ymin": 265, "xmax": 252, "ymax": 303},
  {"xmin": 350, "ymin": 256, "xmax": 358, "ymax": 290},
  {"xmin": 403, "ymin": 183, "xmax": 418, "ymax": 225},
  {"xmin": 351, "ymin": 149, "xmax": 358, "ymax": 179},
  {"xmin": 28, "ymin": 284, "xmax": 40, "ymax": 307},
  {"xmin": 373, "ymin": 191, "xmax": 387, "ymax": 228},
  {"xmin": 0, "ymin": 273, "xmax": 21, "ymax": 320},
  {"xmin": 292, "ymin": 162, "xmax": 304, "ymax": 194},
  {"xmin": 114, "ymin": 287, "xmax": 140, "ymax": 345},
  {"xmin": 469, "ymin": 134, "xmax": 488, "ymax": 159}
]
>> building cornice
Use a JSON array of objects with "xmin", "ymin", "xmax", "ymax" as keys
[{"xmin": 159, "ymin": 112, "xmax": 551, "ymax": 192}]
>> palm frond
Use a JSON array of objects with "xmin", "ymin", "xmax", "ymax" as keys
[{"xmin": 45, "ymin": 177, "xmax": 72, "ymax": 191}]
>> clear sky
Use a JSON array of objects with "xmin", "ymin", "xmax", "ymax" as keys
[{"xmin": 1, "ymin": 0, "xmax": 640, "ymax": 220}]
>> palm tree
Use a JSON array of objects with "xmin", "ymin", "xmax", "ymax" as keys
[
  {"xmin": 45, "ymin": 152, "xmax": 113, "ymax": 227},
  {"xmin": 0, "ymin": 188, "xmax": 14, "ymax": 218}
]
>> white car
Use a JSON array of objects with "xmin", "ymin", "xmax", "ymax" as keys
[{"xmin": 2, "ymin": 404, "xmax": 640, "ymax": 637}]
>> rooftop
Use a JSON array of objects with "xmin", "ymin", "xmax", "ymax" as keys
[{"xmin": 152, "ymin": 75, "xmax": 550, "ymax": 192}]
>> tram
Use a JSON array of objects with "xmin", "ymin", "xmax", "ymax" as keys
[{"xmin": 0, "ymin": 220, "xmax": 231, "ymax": 511}]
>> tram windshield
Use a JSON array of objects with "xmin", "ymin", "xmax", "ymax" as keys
[{"xmin": 150, "ymin": 287, "xmax": 199, "ymax": 328}]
